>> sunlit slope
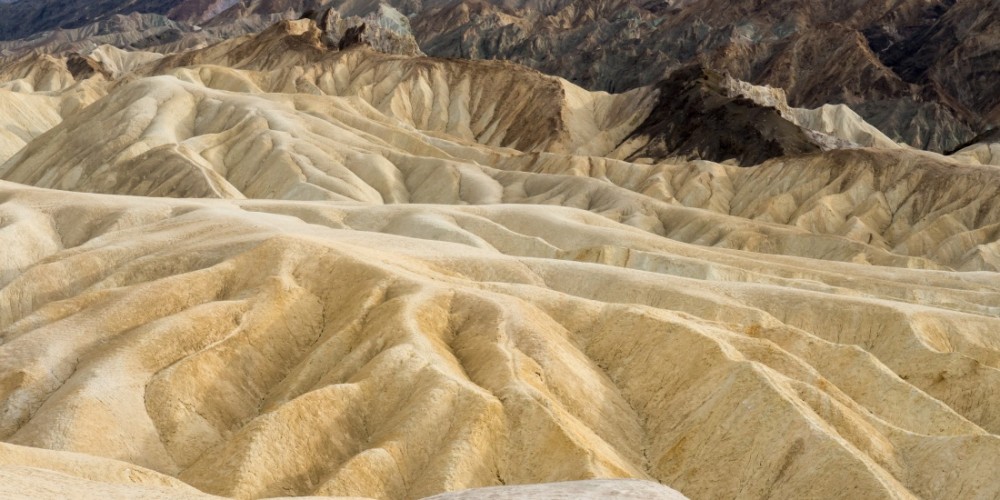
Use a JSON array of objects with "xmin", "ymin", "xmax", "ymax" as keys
[
  {"xmin": 3, "ymin": 183, "xmax": 1000, "ymax": 499},
  {"xmin": 1, "ymin": 15, "xmax": 999, "ymax": 500},
  {"xmin": 3, "ymin": 66, "xmax": 998, "ymax": 272}
]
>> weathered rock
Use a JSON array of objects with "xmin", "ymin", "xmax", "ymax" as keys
[
  {"xmin": 1, "ymin": 0, "xmax": 994, "ymax": 151},
  {"xmin": 614, "ymin": 65, "xmax": 823, "ymax": 165},
  {"xmin": 0, "ymin": 12, "xmax": 999, "ymax": 500}
]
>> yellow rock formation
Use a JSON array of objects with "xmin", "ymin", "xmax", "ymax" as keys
[{"xmin": 1, "ymin": 17, "xmax": 999, "ymax": 500}]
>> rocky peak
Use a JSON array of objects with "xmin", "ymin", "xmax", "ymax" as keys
[
  {"xmin": 617, "ymin": 65, "xmax": 827, "ymax": 165},
  {"xmin": 307, "ymin": 4, "xmax": 424, "ymax": 56},
  {"xmin": 720, "ymin": 74, "xmax": 793, "ymax": 117},
  {"xmin": 65, "ymin": 52, "xmax": 111, "ymax": 81}
]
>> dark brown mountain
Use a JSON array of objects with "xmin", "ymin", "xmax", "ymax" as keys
[
  {"xmin": 380, "ymin": 0, "xmax": 997, "ymax": 152},
  {"xmin": 0, "ymin": 0, "xmax": 178, "ymax": 40},
  {"xmin": 619, "ymin": 65, "xmax": 825, "ymax": 166}
]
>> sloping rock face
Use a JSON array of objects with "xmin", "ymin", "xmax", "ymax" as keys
[
  {"xmin": 1, "ymin": 12, "xmax": 1000, "ymax": 500},
  {"xmin": 948, "ymin": 128, "xmax": 1000, "ymax": 166},
  {"xmin": 311, "ymin": 4, "xmax": 425, "ymax": 55},
  {"xmin": 614, "ymin": 65, "xmax": 824, "ymax": 165},
  {"xmin": 392, "ymin": 0, "xmax": 998, "ymax": 152},
  {"xmin": 0, "ymin": 18, "xmax": 894, "ymax": 170},
  {"xmin": 1, "ymin": 0, "xmax": 995, "ymax": 151},
  {"xmin": 423, "ymin": 480, "xmax": 688, "ymax": 499},
  {"xmin": 0, "ymin": 0, "xmax": 180, "ymax": 40},
  {"xmin": 0, "ymin": 2, "xmax": 423, "ymax": 61},
  {"xmin": 0, "ymin": 11, "xmax": 282, "ymax": 60}
]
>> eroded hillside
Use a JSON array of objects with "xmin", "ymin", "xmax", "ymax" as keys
[{"xmin": 0, "ymin": 14, "xmax": 999, "ymax": 500}]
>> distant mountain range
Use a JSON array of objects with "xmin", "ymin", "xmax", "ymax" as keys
[{"xmin": 0, "ymin": 0, "xmax": 996, "ymax": 151}]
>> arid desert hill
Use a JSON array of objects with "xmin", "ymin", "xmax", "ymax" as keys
[
  {"xmin": 2, "ymin": 0, "xmax": 995, "ymax": 153},
  {"xmin": 1, "ymin": 14, "xmax": 1000, "ymax": 500}
]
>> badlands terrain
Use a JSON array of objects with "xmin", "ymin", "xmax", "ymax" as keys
[
  {"xmin": 0, "ymin": 3, "xmax": 1000, "ymax": 500},
  {"xmin": 2, "ymin": 0, "xmax": 997, "ymax": 151}
]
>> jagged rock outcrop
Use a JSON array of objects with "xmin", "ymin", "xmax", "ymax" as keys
[
  {"xmin": 310, "ymin": 5, "xmax": 424, "ymax": 56},
  {"xmin": 948, "ymin": 128, "xmax": 1000, "ymax": 166},
  {"xmin": 720, "ymin": 73, "xmax": 901, "ymax": 149},
  {"xmin": 65, "ymin": 53, "xmax": 111, "ymax": 80},
  {"xmin": 613, "ymin": 65, "xmax": 824, "ymax": 165}
]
